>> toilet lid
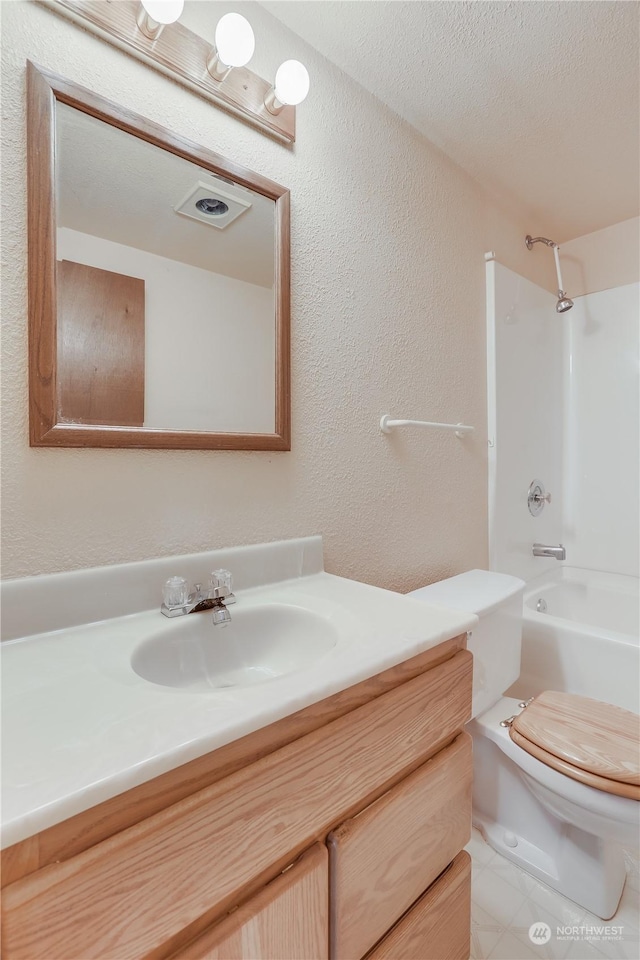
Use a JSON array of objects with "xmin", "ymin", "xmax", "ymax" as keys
[{"xmin": 510, "ymin": 691, "xmax": 640, "ymax": 801}]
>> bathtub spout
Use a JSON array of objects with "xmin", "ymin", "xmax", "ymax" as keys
[{"xmin": 533, "ymin": 543, "xmax": 566, "ymax": 560}]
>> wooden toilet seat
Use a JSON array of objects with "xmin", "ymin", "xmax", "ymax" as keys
[{"xmin": 509, "ymin": 690, "xmax": 640, "ymax": 801}]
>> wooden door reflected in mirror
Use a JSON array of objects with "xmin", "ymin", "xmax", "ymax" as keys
[
  {"xmin": 57, "ymin": 261, "xmax": 146, "ymax": 427},
  {"xmin": 27, "ymin": 62, "xmax": 290, "ymax": 450}
]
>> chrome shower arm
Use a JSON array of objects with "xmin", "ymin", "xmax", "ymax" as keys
[{"xmin": 525, "ymin": 235, "xmax": 558, "ymax": 249}]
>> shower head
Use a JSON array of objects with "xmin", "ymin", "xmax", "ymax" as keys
[
  {"xmin": 526, "ymin": 235, "xmax": 574, "ymax": 314},
  {"xmin": 556, "ymin": 293, "xmax": 574, "ymax": 313}
]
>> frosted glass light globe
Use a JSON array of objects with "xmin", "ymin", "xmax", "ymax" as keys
[
  {"xmin": 215, "ymin": 13, "xmax": 255, "ymax": 68},
  {"xmin": 140, "ymin": 0, "xmax": 184, "ymax": 25},
  {"xmin": 274, "ymin": 60, "xmax": 310, "ymax": 106}
]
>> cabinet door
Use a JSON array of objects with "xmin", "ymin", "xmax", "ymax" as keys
[
  {"xmin": 365, "ymin": 852, "xmax": 471, "ymax": 960},
  {"xmin": 328, "ymin": 734, "xmax": 472, "ymax": 960},
  {"xmin": 173, "ymin": 844, "xmax": 328, "ymax": 960}
]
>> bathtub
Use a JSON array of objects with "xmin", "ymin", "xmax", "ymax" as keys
[{"xmin": 507, "ymin": 566, "xmax": 640, "ymax": 714}]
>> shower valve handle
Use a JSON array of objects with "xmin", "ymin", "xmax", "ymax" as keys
[{"xmin": 527, "ymin": 479, "xmax": 552, "ymax": 517}]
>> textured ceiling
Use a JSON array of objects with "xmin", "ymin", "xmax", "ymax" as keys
[{"xmin": 262, "ymin": 0, "xmax": 640, "ymax": 242}]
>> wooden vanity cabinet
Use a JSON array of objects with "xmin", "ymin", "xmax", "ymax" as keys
[
  {"xmin": 1, "ymin": 635, "xmax": 473, "ymax": 960},
  {"xmin": 172, "ymin": 844, "xmax": 329, "ymax": 960},
  {"xmin": 364, "ymin": 852, "xmax": 472, "ymax": 960},
  {"xmin": 328, "ymin": 735, "xmax": 472, "ymax": 960}
]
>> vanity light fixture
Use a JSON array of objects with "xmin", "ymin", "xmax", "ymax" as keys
[
  {"xmin": 45, "ymin": 0, "xmax": 306, "ymax": 142},
  {"xmin": 136, "ymin": 0, "xmax": 184, "ymax": 41},
  {"xmin": 207, "ymin": 13, "xmax": 255, "ymax": 81},
  {"xmin": 265, "ymin": 60, "xmax": 310, "ymax": 114}
]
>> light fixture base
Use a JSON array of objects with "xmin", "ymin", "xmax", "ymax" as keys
[
  {"xmin": 44, "ymin": 0, "xmax": 297, "ymax": 144},
  {"xmin": 206, "ymin": 51, "xmax": 232, "ymax": 83},
  {"xmin": 264, "ymin": 88, "xmax": 285, "ymax": 116},
  {"xmin": 135, "ymin": 7, "xmax": 164, "ymax": 41}
]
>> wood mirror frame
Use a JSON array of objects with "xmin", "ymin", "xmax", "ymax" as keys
[{"xmin": 27, "ymin": 61, "xmax": 291, "ymax": 451}]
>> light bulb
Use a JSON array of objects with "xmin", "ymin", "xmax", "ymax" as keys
[
  {"xmin": 140, "ymin": 0, "xmax": 184, "ymax": 25},
  {"xmin": 274, "ymin": 60, "xmax": 310, "ymax": 106},
  {"xmin": 214, "ymin": 13, "xmax": 255, "ymax": 68}
]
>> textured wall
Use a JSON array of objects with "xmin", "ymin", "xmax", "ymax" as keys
[{"xmin": 1, "ymin": 0, "xmax": 546, "ymax": 587}]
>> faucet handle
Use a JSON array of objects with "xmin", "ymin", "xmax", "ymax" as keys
[
  {"xmin": 163, "ymin": 576, "xmax": 189, "ymax": 609},
  {"xmin": 210, "ymin": 568, "xmax": 235, "ymax": 601},
  {"xmin": 211, "ymin": 568, "xmax": 232, "ymax": 592},
  {"xmin": 527, "ymin": 479, "xmax": 552, "ymax": 516}
]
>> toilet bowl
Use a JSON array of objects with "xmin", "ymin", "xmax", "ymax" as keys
[{"xmin": 410, "ymin": 570, "xmax": 640, "ymax": 920}]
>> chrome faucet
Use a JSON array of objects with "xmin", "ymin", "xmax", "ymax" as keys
[
  {"xmin": 161, "ymin": 569, "xmax": 235, "ymax": 625},
  {"xmin": 532, "ymin": 543, "xmax": 566, "ymax": 561}
]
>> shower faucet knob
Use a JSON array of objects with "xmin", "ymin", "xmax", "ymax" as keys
[{"xmin": 527, "ymin": 479, "xmax": 551, "ymax": 517}]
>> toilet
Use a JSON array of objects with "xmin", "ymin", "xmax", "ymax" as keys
[{"xmin": 410, "ymin": 570, "xmax": 640, "ymax": 920}]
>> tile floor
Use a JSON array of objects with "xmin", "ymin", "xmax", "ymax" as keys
[{"xmin": 467, "ymin": 829, "xmax": 640, "ymax": 960}]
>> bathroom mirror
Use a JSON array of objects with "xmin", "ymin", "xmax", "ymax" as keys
[{"xmin": 27, "ymin": 62, "xmax": 290, "ymax": 450}]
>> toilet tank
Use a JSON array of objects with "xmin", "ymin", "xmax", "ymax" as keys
[{"xmin": 409, "ymin": 570, "xmax": 525, "ymax": 718}]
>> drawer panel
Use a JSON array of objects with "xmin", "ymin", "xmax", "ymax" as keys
[
  {"xmin": 365, "ymin": 852, "xmax": 471, "ymax": 960},
  {"xmin": 328, "ymin": 734, "xmax": 472, "ymax": 960},
  {"xmin": 173, "ymin": 844, "xmax": 328, "ymax": 960},
  {"xmin": 2, "ymin": 650, "xmax": 471, "ymax": 960}
]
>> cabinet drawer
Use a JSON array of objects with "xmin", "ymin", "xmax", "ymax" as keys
[
  {"xmin": 2, "ymin": 651, "xmax": 471, "ymax": 960},
  {"xmin": 173, "ymin": 844, "xmax": 328, "ymax": 960},
  {"xmin": 365, "ymin": 852, "xmax": 471, "ymax": 960},
  {"xmin": 328, "ymin": 734, "xmax": 472, "ymax": 960}
]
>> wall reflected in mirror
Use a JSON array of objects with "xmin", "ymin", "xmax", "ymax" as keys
[{"xmin": 55, "ymin": 103, "xmax": 276, "ymax": 435}]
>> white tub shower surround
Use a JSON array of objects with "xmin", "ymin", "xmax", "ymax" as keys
[
  {"xmin": 562, "ymin": 281, "xmax": 639, "ymax": 579},
  {"xmin": 487, "ymin": 246, "xmax": 639, "ymax": 720},
  {"xmin": 487, "ymin": 261, "xmax": 639, "ymax": 582},
  {"xmin": 486, "ymin": 259, "xmax": 566, "ymax": 584},
  {"xmin": 510, "ymin": 566, "xmax": 639, "ymax": 715}
]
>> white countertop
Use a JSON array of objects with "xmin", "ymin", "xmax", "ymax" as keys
[{"xmin": 1, "ymin": 560, "xmax": 475, "ymax": 849}]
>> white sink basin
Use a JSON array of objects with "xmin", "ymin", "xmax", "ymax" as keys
[{"xmin": 131, "ymin": 603, "xmax": 338, "ymax": 690}]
